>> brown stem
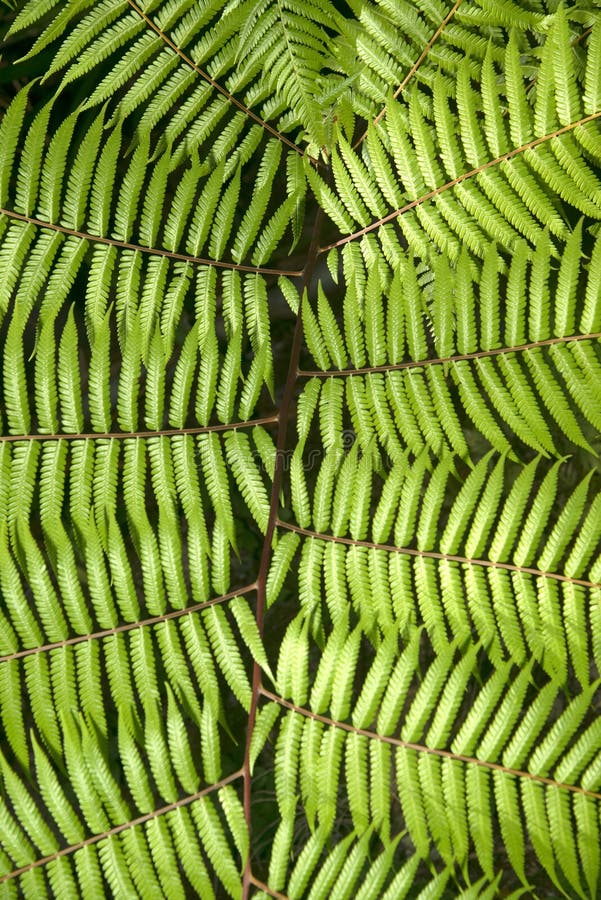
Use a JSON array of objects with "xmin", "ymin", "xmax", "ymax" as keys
[
  {"xmin": 249, "ymin": 875, "xmax": 290, "ymax": 899},
  {"xmin": 126, "ymin": 0, "xmax": 306, "ymax": 158},
  {"xmin": 0, "ymin": 207, "xmax": 302, "ymax": 276},
  {"xmin": 259, "ymin": 688, "xmax": 601, "ymax": 801},
  {"xmin": 321, "ymin": 110, "xmax": 601, "ymax": 253},
  {"xmin": 0, "ymin": 771, "xmax": 243, "ymax": 883},
  {"xmin": 275, "ymin": 521, "xmax": 601, "ymax": 591},
  {"xmin": 0, "ymin": 415, "xmax": 279, "ymax": 443},
  {"xmin": 298, "ymin": 332, "xmax": 601, "ymax": 378},
  {"xmin": 354, "ymin": 0, "xmax": 465, "ymax": 148},
  {"xmin": 241, "ymin": 210, "xmax": 325, "ymax": 898},
  {"xmin": 0, "ymin": 584, "xmax": 256, "ymax": 663}
]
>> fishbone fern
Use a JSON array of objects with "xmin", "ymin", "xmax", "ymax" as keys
[{"xmin": 0, "ymin": 0, "xmax": 601, "ymax": 897}]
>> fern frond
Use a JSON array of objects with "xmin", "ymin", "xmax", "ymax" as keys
[
  {"xmin": 2, "ymin": 1, "xmax": 601, "ymax": 896},
  {"xmin": 302, "ymin": 236, "xmax": 601, "ymax": 459},
  {"xmin": 263, "ymin": 634, "xmax": 601, "ymax": 895},
  {"xmin": 284, "ymin": 451, "xmax": 601, "ymax": 679}
]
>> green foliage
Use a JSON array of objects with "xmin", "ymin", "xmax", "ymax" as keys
[{"xmin": 1, "ymin": 0, "xmax": 601, "ymax": 897}]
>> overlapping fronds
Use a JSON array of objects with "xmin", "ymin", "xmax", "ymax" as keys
[
  {"xmin": 1, "ymin": 731, "xmax": 247, "ymax": 899},
  {"xmin": 335, "ymin": 0, "xmax": 599, "ymax": 121},
  {"xmin": 1, "ymin": 0, "xmax": 601, "ymax": 897},
  {"xmin": 331, "ymin": 0, "xmax": 495, "ymax": 119},
  {"xmin": 6, "ymin": 0, "xmax": 344, "ymax": 153},
  {"xmin": 315, "ymin": 11, "xmax": 601, "ymax": 259},
  {"xmin": 0, "ymin": 89, "xmax": 306, "ymax": 272}
]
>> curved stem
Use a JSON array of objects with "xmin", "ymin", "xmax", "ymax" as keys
[
  {"xmin": 321, "ymin": 110, "xmax": 601, "ymax": 253},
  {"xmin": 259, "ymin": 689, "xmax": 601, "ymax": 801},
  {"xmin": 127, "ymin": 0, "xmax": 306, "ymax": 158},
  {"xmin": 276, "ymin": 521, "xmax": 601, "ymax": 591},
  {"xmin": 0, "ymin": 584, "xmax": 256, "ymax": 663},
  {"xmin": 298, "ymin": 333, "xmax": 601, "ymax": 378},
  {"xmin": 0, "ymin": 415, "xmax": 279, "ymax": 443},
  {"xmin": 241, "ymin": 210, "xmax": 325, "ymax": 897},
  {"xmin": 0, "ymin": 771, "xmax": 244, "ymax": 884},
  {"xmin": 0, "ymin": 207, "xmax": 302, "ymax": 276},
  {"xmin": 353, "ymin": 0, "xmax": 465, "ymax": 148}
]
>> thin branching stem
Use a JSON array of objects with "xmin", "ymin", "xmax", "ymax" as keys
[
  {"xmin": 0, "ymin": 207, "xmax": 302, "ymax": 276},
  {"xmin": 276, "ymin": 521, "xmax": 601, "ymax": 591},
  {"xmin": 127, "ymin": 0, "xmax": 306, "ymax": 158},
  {"xmin": 249, "ymin": 875, "xmax": 290, "ymax": 899},
  {"xmin": 242, "ymin": 210, "xmax": 326, "ymax": 898},
  {"xmin": 322, "ymin": 110, "xmax": 601, "ymax": 252},
  {"xmin": 0, "ymin": 771, "xmax": 244, "ymax": 884},
  {"xmin": 0, "ymin": 584, "xmax": 257, "ymax": 663},
  {"xmin": 354, "ymin": 0, "xmax": 465, "ymax": 148},
  {"xmin": 259, "ymin": 688, "xmax": 601, "ymax": 801},
  {"xmin": 298, "ymin": 333, "xmax": 601, "ymax": 377},
  {"xmin": 0, "ymin": 415, "xmax": 279, "ymax": 443}
]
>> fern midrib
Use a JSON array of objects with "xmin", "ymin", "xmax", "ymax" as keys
[
  {"xmin": 0, "ymin": 584, "xmax": 257, "ymax": 663},
  {"xmin": 242, "ymin": 206, "xmax": 325, "ymax": 898},
  {"xmin": 0, "ymin": 414, "xmax": 279, "ymax": 442},
  {"xmin": 0, "ymin": 206, "xmax": 303, "ymax": 276},
  {"xmin": 0, "ymin": 770, "xmax": 243, "ymax": 886},
  {"xmin": 248, "ymin": 874, "xmax": 288, "ymax": 899},
  {"xmin": 125, "ymin": 0, "xmax": 307, "ymax": 158},
  {"xmin": 298, "ymin": 332, "xmax": 601, "ymax": 377},
  {"xmin": 276, "ymin": 521, "xmax": 601, "ymax": 591},
  {"xmin": 321, "ymin": 108, "xmax": 601, "ymax": 253},
  {"xmin": 259, "ymin": 688, "xmax": 601, "ymax": 802},
  {"xmin": 357, "ymin": 0, "xmax": 466, "ymax": 143}
]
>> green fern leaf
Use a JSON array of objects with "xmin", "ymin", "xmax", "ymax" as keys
[{"xmin": 2, "ymin": 3, "xmax": 601, "ymax": 896}]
